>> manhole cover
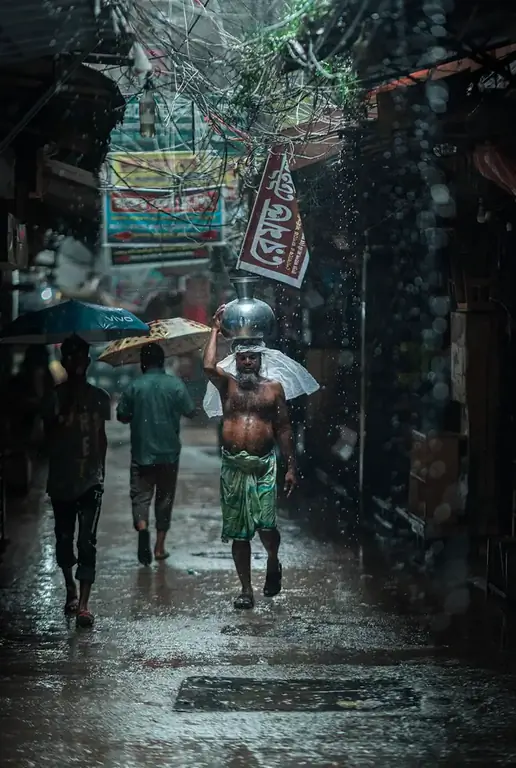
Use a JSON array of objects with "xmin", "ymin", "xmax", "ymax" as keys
[
  {"xmin": 190, "ymin": 552, "xmax": 264, "ymax": 559},
  {"xmin": 174, "ymin": 676, "xmax": 419, "ymax": 712}
]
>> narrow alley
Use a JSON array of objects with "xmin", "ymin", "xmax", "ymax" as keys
[{"xmin": 1, "ymin": 423, "xmax": 516, "ymax": 767}]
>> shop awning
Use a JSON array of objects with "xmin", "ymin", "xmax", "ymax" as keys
[
  {"xmin": 0, "ymin": 0, "xmax": 130, "ymax": 65},
  {"xmin": 370, "ymin": 43, "xmax": 516, "ymax": 97},
  {"xmin": 14, "ymin": 60, "xmax": 126, "ymax": 247},
  {"xmin": 0, "ymin": 58, "xmax": 125, "ymax": 175},
  {"xmin": 27, "ymin": 158, "xmax": 104, "ymax": 247},
  {"xmin": 283, "ymin": 0, "xmax": 516, "ymax": 91},
  {"xmin": 42, "ymin": 163, "xmax": 98, "ymax": 216}
]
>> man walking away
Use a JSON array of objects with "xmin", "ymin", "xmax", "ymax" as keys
[
  {"xmin": 42, "ymin": 335, "xmax": 110, "ymax": 628},
  {"xmin": 116, "ymin": 343, "xmax": 195, "ymax": 566}
]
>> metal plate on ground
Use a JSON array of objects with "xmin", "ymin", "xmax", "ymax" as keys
[
  {"xmin": 174, "ymin": 676, "xmax": 420, "ymax": 712},
  {"xmin": 190, "ymin": 551, "xmax": 265, "ymax": 559}
]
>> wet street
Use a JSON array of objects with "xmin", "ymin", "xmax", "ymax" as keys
[{"xmin": 1, "ymin": 423, "xmax": 516, "ymax": 767}]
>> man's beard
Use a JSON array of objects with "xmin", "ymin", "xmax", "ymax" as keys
[{"xmin": 237, "ymin": 371, "xmax": 260, "ymax": 391}]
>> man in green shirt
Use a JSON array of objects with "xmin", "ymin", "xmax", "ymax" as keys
[{"xmin": 116, "ymin": 343, "xmax": 195, "ymax": 565}]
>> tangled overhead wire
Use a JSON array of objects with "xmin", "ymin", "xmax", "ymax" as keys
[
  {"xmin": 123, "ymin": 0, "xmax": 361, "ymax": 162},
  {"xmin": 97, "ymin": 0, "xmax": 366, "ymax": 256}
]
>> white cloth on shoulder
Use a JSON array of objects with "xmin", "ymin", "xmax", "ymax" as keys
[{"xmin": 203, "ymin": 341, "xmax": 320, "ymax": 418}]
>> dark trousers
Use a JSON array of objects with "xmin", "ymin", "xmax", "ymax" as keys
[
  {"xmin": 51, "ymin": 485, "xmax": 103, "ymax": 585},
  {"xmin": 130, "ymin": 460, "xmax": 179, "ymax": 532}
]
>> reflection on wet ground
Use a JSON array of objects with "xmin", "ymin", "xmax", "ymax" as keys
[{"xmin": 1, "ymin": 423, "xmax": 516, "ymax": 766}]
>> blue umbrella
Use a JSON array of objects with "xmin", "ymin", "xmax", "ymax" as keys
[{"xmin": 0, "ymin": 300, "xmax": 150, "ymax": 345}]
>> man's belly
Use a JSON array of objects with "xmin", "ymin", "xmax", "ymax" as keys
[{"xmin": 221, "ymin": 415, "xmax": 274, "ymax": 457}]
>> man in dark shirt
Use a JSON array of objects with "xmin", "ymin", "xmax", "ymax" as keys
[
  {"xmin": 42, "ymin": 335, "xmax": 110, "ymax": 628},
  {"xmin": 116, "ymin": 343, "xmax": 195, "ymax": 565}
]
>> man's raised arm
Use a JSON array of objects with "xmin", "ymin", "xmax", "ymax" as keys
[{"xmin": 203, "ymin": 305, "xmax": 230, "ymax": 391}]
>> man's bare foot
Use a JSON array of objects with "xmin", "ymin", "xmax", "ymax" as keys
[
  {"xmin": 64, "ymin": 590, "xmax": 79, "ymax": 615},
  {"xmin": 234, "ymin": 590, "xmax": 254, "ymax": 610},
  {"xmin": 154, "ymin": 532, "xmax": 168, "ymax": 561}
]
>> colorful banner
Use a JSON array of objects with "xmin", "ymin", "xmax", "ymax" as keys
[
  {"xmin": 237, "ymin": 150, "xmax": 309, "ymax": 288},
  {"xmin": 109, "ymin": 150, "xmax": 239, "ymax": 199},
  {"xmin": 109, "ymin": 94, "xmax": 243, "ymax": 158},
  {"xmin": 109, "ymin": 94, "xmax": 194, "ymax": 153},
  {"xmin": 104, "ymin": 188, "xmax": 225, "ymax": 247}
]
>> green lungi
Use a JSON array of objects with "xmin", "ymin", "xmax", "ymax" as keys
[{"xmin": 220, "ymin": 449, "xmax": 277, "ymax": 542}]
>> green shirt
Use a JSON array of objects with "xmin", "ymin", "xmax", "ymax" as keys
[{"xmin": 117, "ymin": 369, "xmax": 194, "ymax": 466}]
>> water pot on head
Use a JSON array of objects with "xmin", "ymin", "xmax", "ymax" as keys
[{"xmin": 220, "ymin": 275, "xmax": 275, "ymax": 341}]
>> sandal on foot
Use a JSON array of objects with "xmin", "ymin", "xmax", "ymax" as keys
[
  {"xmin": 154, "ymin": 551, "xmax": 170, "ymax": 561},
  {"xmin": 234, "ymin": 592, "xmax": 254, "ymax": 610},
  {"xmin": 64, "ymin": 597, "xmax": 79, "ymax": 615},
  {"xmin": 137, "ymin": 529, "xmax": 152, "ymax": 566},
  {"xmin": 264, "ymin": 562, "xmax": 282, "ymax": 597},
  {"xmin": 76, "ymin": 610, "xmax": 94, "ymax": 628}
]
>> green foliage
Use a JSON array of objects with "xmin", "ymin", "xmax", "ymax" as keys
[
  {"xmin": 313, "ymin": 56, "xmax": 360, "ymax": 109},
  {"xmin": 227, "ymin": 0, "xmax": 360, "ymax": 131},
  {"xmin": 263, "ymin": 0, "xmax": 334, "ymax": 54}
]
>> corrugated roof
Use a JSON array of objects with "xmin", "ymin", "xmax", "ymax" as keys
[{"xmin": 0, "ymin": 0, "xmax": 125, "ymax": 65}]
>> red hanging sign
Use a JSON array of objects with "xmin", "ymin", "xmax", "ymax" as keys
[{"xmin": 237, "ymin": 149, "xmax": 309, "ymax": 288}]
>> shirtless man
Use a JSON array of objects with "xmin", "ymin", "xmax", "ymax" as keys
[{"xmin": 203, "ymin": 306, "xmax": 297, "ymax": 609}]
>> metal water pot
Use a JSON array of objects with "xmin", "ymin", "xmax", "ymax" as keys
[{"xmin": 220, "ymin": 275, "xmax": 275, "ymax": 341}]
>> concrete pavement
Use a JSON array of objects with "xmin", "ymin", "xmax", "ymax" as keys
[{"xmin": 1, "ymin": 423, "xmax": 516, "ymax": 766}]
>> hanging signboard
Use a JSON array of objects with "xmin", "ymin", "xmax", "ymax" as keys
[
  {"xmin": 237, "ymin": 149, "xmax": 309, "ymax": 288},
  {"xmin": 108, "ymin": 266, "xmax": 170, "ymax": 310},
  {"xmin": 104, "ymin": 187, "xmax": 225, "ymax": 247},
  {"xmin": 108, "ymin": 150, "xmax": 239, "ymax": 199},
  {"xmin": 111, "ymin": 245, "xmax": 210, "ymax": 266}
]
